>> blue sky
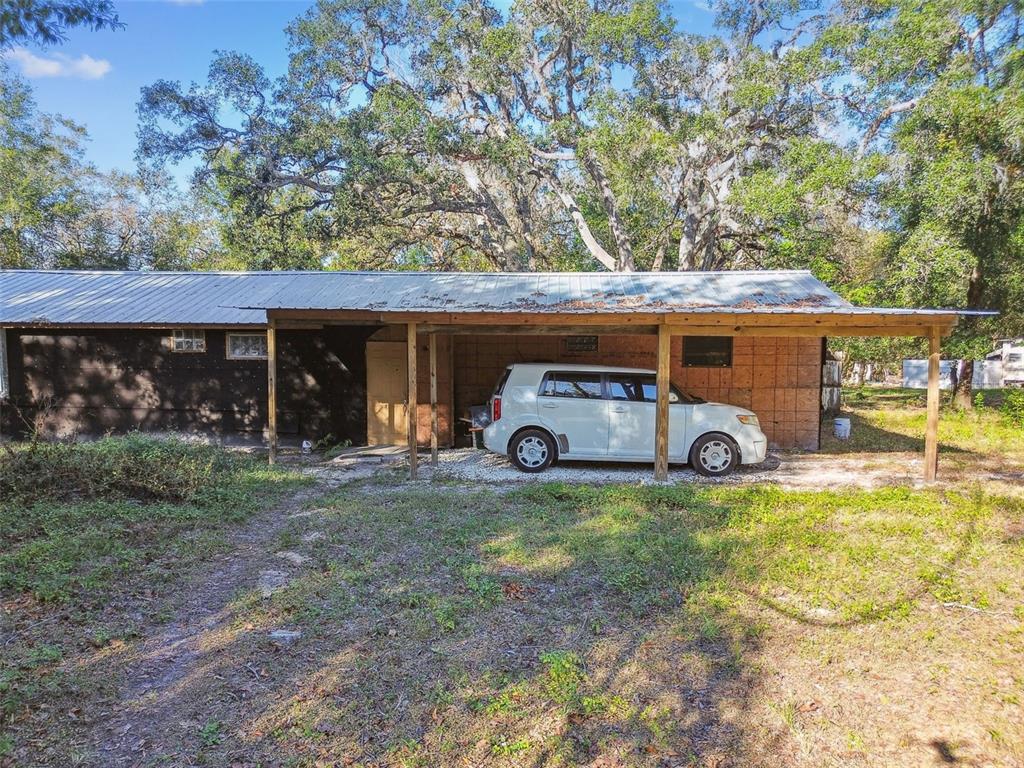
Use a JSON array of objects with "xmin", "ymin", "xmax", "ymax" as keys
[{"xmin": 3, "ymin": 0, "xmax": 715, "ymax": 184}]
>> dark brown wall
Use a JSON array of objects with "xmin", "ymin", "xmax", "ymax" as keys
[{"xmin": 0, "ymin": 327, "xmax": 377, "ymax": 444}]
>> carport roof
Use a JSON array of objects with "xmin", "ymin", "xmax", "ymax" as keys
[{"xmin": 0, "ymin": 269, "xmax": 968, "ymax": 328}]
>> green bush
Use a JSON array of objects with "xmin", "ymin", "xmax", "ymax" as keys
[
  {"xmin": 1001, "ymin": 389, "xmax": 1024, "ymax": 426},
  {"xmin": 0, "ymin": 434, "xmax": 235, "ymax": 505}
]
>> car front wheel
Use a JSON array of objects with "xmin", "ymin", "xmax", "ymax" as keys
[
  {"xmin": 690, "ymin": 433, "xmax": 739, "ymax": 477},
  {"xmin": 509, "ymin": 429, "xmax": 556, "ymax": 473}
]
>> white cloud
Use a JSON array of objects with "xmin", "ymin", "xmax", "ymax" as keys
[{"xmin": 2, "ymin": 47, "xmax": 112, "ymax": 80}]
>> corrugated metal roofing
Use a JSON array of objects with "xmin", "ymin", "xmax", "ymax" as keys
[{"xmin": 0, "ymin": 269, "xmax": 960, "ymax": 326}]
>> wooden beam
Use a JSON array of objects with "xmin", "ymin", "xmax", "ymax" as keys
[
  {"xmin": 267, "ymin": 321, "xmax": 278, "ymax": 465},
  {"xmin": 924, "ymin": 327, "xmax": 941, "ymax": 482},
  {"xmin": 429, "ymin": 332, "xmax": 438, "ymax": 466},
  {"xmin": 407, "ymin": 322, "xmax": 418, "ymax": 480},
  {"xmin": 416, "ymin": 324, "xmax": 659, "ymax": 336},
  {"xmin": 267, "ymin": 307, "xmax": 961, "ymax": 334},
  {"xmin": 654, "ymin": 324, "xmax": 671, "ymax": 481},
  {"xmin": 413, "ymin": 323, "xmax": 931, "ymax": 338}
]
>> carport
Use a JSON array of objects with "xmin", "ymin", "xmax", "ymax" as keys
[{"xmin": 251, "ymin": 271, "xmax": 961, "ymax": 482}]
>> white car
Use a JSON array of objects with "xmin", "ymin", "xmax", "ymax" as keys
[{"xmin": 481, "ymin": 363, "xmax": 768, "ymax": 477}]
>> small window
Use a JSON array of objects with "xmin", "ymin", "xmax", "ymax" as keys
[
  {"xmin": 539, "ymin": 372, "xmax": 603, "ymax": 399},
  {"xmin": 683, "ymin": 336, "xmax": 732, "ymax": 367},
  {"xmin": 226, "ymin": 333, "xmax": 268, "ymax": 360},
  {"xmin": 563, "ymin": 335, "xmax": 598, "ymax": 353},
  {"xmin": 171, "ymin": 329, "xmax": 206, "ymax": 352}
]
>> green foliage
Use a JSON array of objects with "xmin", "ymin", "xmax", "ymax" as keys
[
  {"xmin": 0, "ymin": 433, "xmax": 232, "ymax": 505},
  {"xmin": 0, "ymin": 0, "xmax": 120, "ymax": 47},
  {"xmin": 1001, "ymin": 390, "xmax": 1024, "ymax": 427},
  {"xmin": 539, "ymin": 650, "xmax": 585, "ymax": 708}
]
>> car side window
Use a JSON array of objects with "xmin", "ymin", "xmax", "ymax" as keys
[
  {"xmin": 607, "ymin": 375, "xmax": 640, "ymax": 401},
  {"xmin": 638, "ymin": 376, "xmax": 681, "ymax": 404},
  {"xmin": 540, "ymin": 372, "xmax": 603, "ymax": 399}
]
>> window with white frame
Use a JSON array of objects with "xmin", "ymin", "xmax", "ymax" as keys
[
  {"xmin": 226, "ymin": 333, "xmax": 268, "ymax": 360},
  {"xmin": 171, "ymin": 329, "xmax": 206, "ymax": 352}
]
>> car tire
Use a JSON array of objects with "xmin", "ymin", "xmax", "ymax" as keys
[
  {"xmin": 689, "ymin": 433, "xmax": 740, "ymax": 477},
  {"xmin": 509, "ymin": 429, "xmax": 556, "ymax": 473}
]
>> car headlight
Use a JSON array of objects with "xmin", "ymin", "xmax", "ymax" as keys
[{"xmin": 736, "ymin": 414, "xmax": 759, "ymax": 426}]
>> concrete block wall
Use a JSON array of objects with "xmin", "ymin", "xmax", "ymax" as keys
[{"xmin": 452, "ymin": 334, "xmax": 823, "ymax": 450}]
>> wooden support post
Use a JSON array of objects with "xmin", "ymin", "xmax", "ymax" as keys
[
  {"xmin": 429, "ymin": 332, "xmax": 438, "ymax": 466},
  {"xmin": 267, "ymin": 321, "xmax": 278, "ymax": 465},
  {"xmin": 407, "ymin": 322, "xmax": 418, "ymax": 479},
  {"xmin": 924, "ymin": 326, "xmax": 941, "ymax": 482},
  {"xmin": 654, "ymin": 324, "xmax": 671, "ymax": 481}
]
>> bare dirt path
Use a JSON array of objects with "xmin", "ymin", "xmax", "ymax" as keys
[{"xmin": 85, "ymin": 460, "xmax": 387, "ymax": 767}]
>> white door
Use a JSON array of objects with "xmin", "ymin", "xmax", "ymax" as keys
[
  {"xmin": 536, "ymin": 371, "xmax": 609, "ymax": 456},
  {"xmin": 606, "ymin": 374, "xmax": 687, "ymax": 459}
]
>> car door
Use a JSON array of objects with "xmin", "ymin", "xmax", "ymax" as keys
[
  {"xmin": 536, "ymin": 371, "xmax": 609, "ymax": 456},
  {"xmin": 607, "ymin": 374, "xmax": 688, "ymax": 459}
]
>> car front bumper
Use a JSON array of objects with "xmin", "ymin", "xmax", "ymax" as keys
[{"xmin": 737, "ymin": 427, "xmax": 768, "ymax": 464}]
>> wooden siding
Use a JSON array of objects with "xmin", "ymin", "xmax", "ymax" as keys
[{"xmin": 0, "ymin": 327, "xmax": 377, "ymax": 443}]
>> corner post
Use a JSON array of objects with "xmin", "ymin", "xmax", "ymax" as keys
[
  {"xmin": 407, "ymin": 322, "xmax": 418, "ymax": 479},
  {"xmin": 267, "ymin": 320, "xmax": 278, "ymax": 465},
  {"xmin": 655, "ymin": 324, "xmax": 671, "ymax": 481},
  {"xmin": 924, "ymin": 326, "xmax": 941, "ymax": 482},
  {"xmin": 429, "ymin": 332, "xmax": 438, "ymax": 467}
]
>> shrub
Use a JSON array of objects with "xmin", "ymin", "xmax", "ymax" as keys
[
  {"xmin": 1001, "ymin": 389, "xmax": 1024, "ymax": 427},
  {"xmin": 0, "ymin": 434, "xmax": 236, "ymax": 505}
]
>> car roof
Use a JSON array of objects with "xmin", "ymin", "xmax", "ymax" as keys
[{"xmin": 507, "ymin": 363, "xmax": 656, "ymax": 375}]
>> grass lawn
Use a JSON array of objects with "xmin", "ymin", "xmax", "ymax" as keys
[
  {"xmin": 191, "ymin": 480, "xmax": 1021, "ymax": 768},
  {"xmin": 819, "ymin": 387, "xmax": 1024, "ymax": 480},
  {"xmin": 1, "ymin": 393, "xmax": 1022, "ymax": 767},
  {"xmin": 0, "ymin": 435, "xmax": 309, "ymax": 763}
]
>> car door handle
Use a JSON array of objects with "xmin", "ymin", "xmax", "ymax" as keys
[
  {"xmin": 610, "ymin": 406, "xmax": 627, "ymax": 413},
  {"xmin": 541, "ymin": 403, "xmax": 559, "ymax": 409}
]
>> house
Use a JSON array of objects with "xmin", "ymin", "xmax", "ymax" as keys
[{"xmin": 0, "ymin": 269, "xmax": 964, "ymax": 480}]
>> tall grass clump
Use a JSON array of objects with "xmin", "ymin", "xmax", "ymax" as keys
[{"xmin": 0, "ymin": 433, "xmax": 235, "ymax": 505}]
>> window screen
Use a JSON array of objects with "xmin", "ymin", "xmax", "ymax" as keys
[
  {"xmin": 539, "ymin": 372, "xmax": 603, "ymax": 399},
  {"xmin": 683, "ymin": 336, "xmax": 733, "ymax": 367},
  {"xmin": 226, "ymin": 333, "xmax": 268, "ymax": 359}
]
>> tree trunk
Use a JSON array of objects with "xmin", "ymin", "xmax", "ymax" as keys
[
  {"xmin": 581, "ymin": 150, "xmax": 634, "ymax": 272},
  {"xmin": 678, "ymin": 212, "xmax": 699, "ymax": 270},
  {"xmin": 954, "ymin": 260, "xmax": 986, "ymax": 408},
  {"xmin": 953, "ymin": 359, "xmax": 975, "ymax": 408}
]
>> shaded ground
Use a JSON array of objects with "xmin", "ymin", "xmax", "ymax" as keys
[
  {"xmin": 2, "ymin": 392, "xmax": 1023, "ymax": 767},
  {"xmin": 62, "ymin": 480, "xmax": 1024, "ymax": 768}
]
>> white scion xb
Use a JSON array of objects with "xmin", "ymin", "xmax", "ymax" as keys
[{"xmin": 481, "ymin": 363, "xmax": 768, "ymax": 477}]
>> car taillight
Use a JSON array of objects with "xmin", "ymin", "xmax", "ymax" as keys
[{"xmin": 492, "ymin": 396, "xmax": 502, "ymax": 422}]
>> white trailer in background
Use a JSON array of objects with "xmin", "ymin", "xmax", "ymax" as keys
[
  {"xmin": 987, "ymin": 339, "xmax": 1024, "ymax": 386},
  {"xmin": 902, "ymin": 338, "xmax": 1024, "ymax": 389}
]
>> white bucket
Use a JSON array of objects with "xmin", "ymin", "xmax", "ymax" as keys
[{"xmin": 833, "ymin": 417, "xmax": 852, "ymax": 440}]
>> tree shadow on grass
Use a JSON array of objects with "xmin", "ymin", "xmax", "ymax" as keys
[
  {"xmin": 817, "ymin": 411, "xmax": 974, "ymax": 455},
  {"xmin": 65, "ymin": 480, "xmax": 986, "ymax": 767}
]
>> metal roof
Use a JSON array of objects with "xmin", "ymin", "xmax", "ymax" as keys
[{"xmin": 1, "ymin": 269, "xmax": 963, "ymax": 326}]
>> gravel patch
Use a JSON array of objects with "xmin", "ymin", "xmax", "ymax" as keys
[{"xmin": 421, "ymin": 447, "xmax": 925, "ymax": 490}]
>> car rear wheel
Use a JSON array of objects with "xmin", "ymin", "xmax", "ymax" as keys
[
  {"xmin": 509, "ymin": 429, "xmax": 555, "ymax": 473},
  {"xmin": 690, "ymin": 433, "xmax": 739, "ymax": 477}
]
